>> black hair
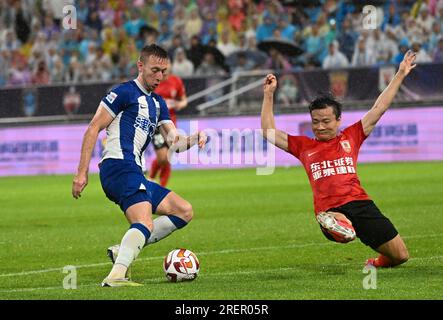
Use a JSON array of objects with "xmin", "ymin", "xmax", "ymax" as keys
[
  {"xmin": 308, "ymin": 93, "xmax": 342, "ymax": 120},
  {"xmin": 139, "ymin": 44, "xmax": 169, "ymax": 63}
]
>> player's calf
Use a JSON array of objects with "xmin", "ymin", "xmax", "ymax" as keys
[{"xmin": 174, "ymin": 200, "xmax": 193, "ymax": 223}]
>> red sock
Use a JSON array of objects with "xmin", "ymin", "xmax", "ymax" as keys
[
  {"xmin": 159, "ymin": 163, "xmax": 171, "ymax": 187},
  {"xmin": 149, "ymin": 159, "xmax": 160, "ymax": 179},
  {"xmin": 374, "ymin": 254, "xmax": 393, "ymax": 268}
]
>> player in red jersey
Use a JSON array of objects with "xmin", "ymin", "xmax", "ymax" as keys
[
  {"xmin": 261, "ymin": 50, "xmax": 417, "ymax": 268},
  {"xmin": 149, "ymin": 62, "xmax": 188, "ymax": 186}
]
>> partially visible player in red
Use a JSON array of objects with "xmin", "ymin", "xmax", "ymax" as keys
[
  {"xmin": 261, "ymin": 50, "xmax": 417, "ymax": 268},
  {"xmin": 150, "ymin": 62, "xmax": 188, "ymax": 186}
]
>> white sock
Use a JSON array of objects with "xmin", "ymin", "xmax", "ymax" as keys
[
  {"xmin": 108, "ymin": 227, "xmax": 147, "ymax": 279},
  {"xmin": 146, "ymin": 216, "xmax": 183, "ymax": 245}
]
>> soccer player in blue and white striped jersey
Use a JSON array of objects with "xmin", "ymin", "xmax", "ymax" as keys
[{"xmin": 72, "ymin": 44, "xmax": 207, "ymax": 287}]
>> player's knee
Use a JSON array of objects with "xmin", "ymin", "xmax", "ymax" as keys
[
  {"xmin": 177, "ymin": 201, "xmax": 193, "ymax": 222},
  {"xmin": 390, "ymin": 248, "xmax": 409, "ymax": 266},
  {"xmin": 395, "ymin": 250, "xmax": 409, "ymax": 265}
]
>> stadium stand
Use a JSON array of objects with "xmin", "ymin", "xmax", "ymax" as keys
[{"xmin": 0, "ymin": 0, "xmax": 442, "ymax": 119}]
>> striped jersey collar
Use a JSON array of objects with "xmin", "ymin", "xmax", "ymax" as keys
[{"xmin": 134, "ymin": 78, "xmax": 152, "ymax": 96}]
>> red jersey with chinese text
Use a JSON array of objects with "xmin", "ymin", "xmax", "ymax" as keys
[
  {"xmin": 155, "ymin": 74, "xmax": 186, "ymax": 125},
  {"xmin": 287, "ymin": 120, "xmax": 371, "ymax": 214}
]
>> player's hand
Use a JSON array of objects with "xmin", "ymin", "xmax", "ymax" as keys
[
  {"xmin": 329, "ymin": 211, "xmax": 353, "ymax": 226},
  {"xmin": 263, "ymin": 74, "xmax": 277, "ymax": 94},
  {"xmin": 165, "ymin": 99, "xmax": 177, "ymax": 110},
  {"xmin": 197, "ymin": 131, "xmax": 207, "ymax": 149},
  {"xmin": 398, "ymin": 50, "xmax": 417, "ymax": 77},
  {"xmin": 72, "ymin": 173, "xmax": 88, "ymax": 199}
]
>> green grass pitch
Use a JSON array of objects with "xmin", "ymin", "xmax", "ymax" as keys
[{"xmin": 0, "ymin": 161, "xmax": 442, "ymax": 300}]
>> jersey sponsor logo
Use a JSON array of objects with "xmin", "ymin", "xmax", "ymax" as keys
[
  {"xmin": 308, "ymin": 150, "xmax": 319, "ymax": 157},
  {"xmin": 310, "ymin": 157, "xmax": 356, "ymax": 181},
  {"xmin": 138, "ymin": 96, "xmax": 149, "ymax": 108},
  {"xmin": 105, "ymin": 92, "xmax": 118, "ymax": 104},
  {"xmin": 340, "ymin": 140, "xmax": 351, "ymax": 153},
  {"xmin": 134, "ymin": 115, "xmax": 157, "ymax": 137}
]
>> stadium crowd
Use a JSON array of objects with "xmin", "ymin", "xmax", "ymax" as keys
[{"xmin": 0, "ymin": 0, "xmax": 442, "ymax": 88}]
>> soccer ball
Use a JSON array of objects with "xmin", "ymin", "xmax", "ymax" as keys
[{"xmin": 163, "ymin": 249, "xmax": 200, "ymax": 282}]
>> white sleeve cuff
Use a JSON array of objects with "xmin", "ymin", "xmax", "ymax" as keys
[
  {"xmin": 100, "ymin": 101, "xmax": 116, "ymax": 118},
  {"xmin": 157, "ymin": 119, "xmax": 173, "ymax": 126}
]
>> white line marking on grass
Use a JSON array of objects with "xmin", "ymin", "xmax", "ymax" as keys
[
  {"xmin": 1, "ymin": 255, "xmax": 442, "ymax": 294},
  {"xmin": 0, "ymin": 242, "xmax": 334, "ymax": 278},
  {"xmin": 0, "ymin": 233, "xmax": 441, "ymax": 279}
]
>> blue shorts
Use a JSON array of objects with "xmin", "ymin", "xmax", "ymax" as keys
[{"xmin": 99, "ymin": 159, "xmax": 171, "ymax": 213}]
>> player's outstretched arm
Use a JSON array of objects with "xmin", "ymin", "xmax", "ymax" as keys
[
  {"xmin": 72, "ymin": 104, "xmax": 113, "ymax": 199},
  {"xmin": 261, "ymin": 74, "xmax": 290, "ymax": 152},
  {"xmin": 159, "ymin": 122, "xmax": 207, "ymax": 153},
  {"xmin": 362, "ymin": 50, "xmax": 416, "ymax": 136}
]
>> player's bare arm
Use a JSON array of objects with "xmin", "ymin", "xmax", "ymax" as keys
[
  {"xmin": 159, "ymin": 122, "xmax": 207, "ymax": 152},
  {"xmin": 166, "ymin": 95, "xmax": 188, "ymax": 111},
  {"xmin": 72, "ymin": 104, "xmax": 113, "ymax": 199},
  {"xmin": 260, "ymin": 74, "xmax": 290, "ymax": 151},
  {"xmin": 362, "ymin": 50, "xmax": 417, "ymax": 136}
]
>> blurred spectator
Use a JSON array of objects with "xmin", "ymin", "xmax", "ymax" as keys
[
  {"xmin": 392, "ymin": 39, "xmax": 409, "ymax": 64},
  {"xmin": 387, "ymin": 11, "xmax": 409, "ymax": 43},
  {"xmin": 432, "ymin": 38, "xmax": 443, "ymax": 62},
  {"xmin": 94, "ymin": 47, "xmax": 113, "ymax": 81},
  {"xmin": 1, "ymin": 29, "xmax": 22, "ymax": 51},
  {"xmin": 303, "ymin": 24, "xmax": 325, "ymax": 66},
  {"xmin": 155, "ymin": 0, "xmax": 174, "ymax": 21},
  {"xmin": 14, "ymin": 0, "xmax": 31, "ymax": 44},
  {"xmin": 256, "ymin": 14, "xmax": 276, "ymax": 42},
  {"xmin": 186, "ymin": 35, "xmax": 205, "ymax": 70},
  {"xmin": 195, "ymin": 51, "xmax": 226, "ymax": 76},
  {"xmin": 277, "ymin": 74, "xmax": 299, "ymax": 106},
  {"xmin": 278, "ymin": 14, "xmax": 297, "ymax": 41},
  {"xmin": 64, "ymin": 50, "xmax": 82, "ymax": 83},
  {"xmin": 32, "ymin": 60, "xmax": 50, "ymax": 85},
  {"xmin": 158, "ymin": 22, "xmax": 173, "ymax": 48},
  {"xmin": 228, "ymin": 3, "xmax": 245, "ymax": 32},
  {"xmin": 201, "ymin": 25, "xmax": 217, "ymax": 45},
  {"xmin": 337, "ymin": 18, "xmax": 358, "ymax": 61},
  {"xmin": 200, "ymin": 9, "xmax": 217, "ymax": 39},
  {"xmin": 322, "ymin": 41, "xmax": 349, "ymax": 69},
  {"xmin": 168, "ymin": 34, "xmax": 185, "ymax": 61},
  {"xmin": 98, "ymin": 1, "xmax": 115, "ymax": 27},
  {"xmin": 217, "ymin": 29, "xmax": 238, "ymax": 57},
  {"xmin": 76, "ymin": 0, "xmax": 89, "ymax": 23},
  {"xmin": 185, "ymin": 7, "xmax": 202, "ymax": 37},
  {"xmin": 8, "ymin": 55, "xmax": 32, "ymax": 87},
  {"xmin": 51, "ymin": 58, "xmax": 65, "ymax": 84},
  {"xmin": 382, "ymin": 1, "xmax": 401, "ymax": 30},
  {"xmin": 173, "ymin": 6, "xmax": 187, "ymax": 31},
  {"xmin": 244, "ymin": 15, "xmax": 259, "ymax": 41},
  {"xmin": 86, "ymin": 10, "xmax": 103, "ymax": 33},
  {"xmin": 428, "ymin": 21, "xmax": 443, "ymax": 53},
  {"xmin": 416, "ymin": 4, "xmax": 435, "ymax": 34},
  {"xmin": 42, "ymin": 0, "xmax": 74, "ymax": 25},
  {"xmin": 171, "ymin": 47, "xmax": 194, "ymax": 77},
  {"xmin": 230, "ymin": 51, "xmax": 255, "ymax": 73},
  {"xmin": 351, "ymin": 37, "xmax": 376, "ymax": 66},
  {"xmin": 411, "ymin": 41, "xmax": 432, "ymax": 63},
  {"xmin": 124, "ymin": 10, "xmax": 146, "ymax": 37},
  {"xmin": 0, "ymin": 51, "xmax": 10, "ymax": 86},
  {"xmin": 368, "ymin": 29, "xmax": 398, "ymax": 65},
  {"xmin": 264, "ymin": 47, "xmax": 293, "ymax": 72},
  {"xmin": 42, "ymin": 13, "xmax": 59, "ymax": 40}
]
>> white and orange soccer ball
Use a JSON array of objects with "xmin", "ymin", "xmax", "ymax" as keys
[{"xmin": 163, "ymin": 248, "xmax": 200, "ymax": 282}]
